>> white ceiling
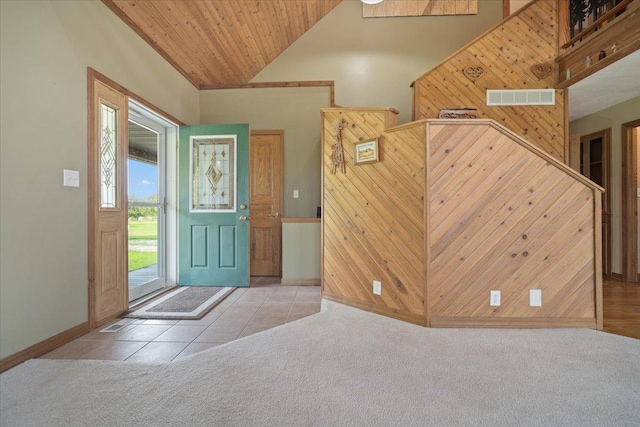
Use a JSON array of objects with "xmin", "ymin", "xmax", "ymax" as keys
[{"xmin": 569, "ymin": 50, "xmax": 640, "ymax": 122}]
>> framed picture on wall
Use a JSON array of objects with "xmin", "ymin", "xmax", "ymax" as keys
[{"xmin": 354, "ymin": 138, "xmax": 379, "ymax": 166}]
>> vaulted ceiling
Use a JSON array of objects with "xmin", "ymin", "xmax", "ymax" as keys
[{"xmin": 101, "ymin": 0, "xmax": 343, "ymax": 89}]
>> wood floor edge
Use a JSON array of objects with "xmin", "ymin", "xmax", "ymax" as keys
[
  {"xmin": 0, "ymin": 321, "xmax": 90, "ymax": 373},
  {"xmin": 430, "ymin": 317, "xmax": 597, "ymax": 328},
  {"xmin": 323, "ymin": 292, "xmax": 426, "ymax": 326}
]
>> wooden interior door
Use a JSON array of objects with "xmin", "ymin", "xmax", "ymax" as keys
[
  {"xmin": 250, "ymin": 131, "xmax": 284, "ymax": 277},
  {"xmin": 621, "ymin": 120, "xmax": 639, "ymax": 282},
  {"xmin": 579, "ymin": 129, "xmax": 611, "ymax": 275},
  {"xmin": 88, "ymin": 73, "xmax": 129, "ymax": 327}
]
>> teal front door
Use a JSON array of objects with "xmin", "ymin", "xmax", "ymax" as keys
[{"xmin": 178, "ymin": 124, "xmax": 250, "ymax": 286}]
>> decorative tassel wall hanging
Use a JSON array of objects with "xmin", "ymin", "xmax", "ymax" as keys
[{"xmin": 330, "ymin": 119, "xmax": 346, "ymax": 174}]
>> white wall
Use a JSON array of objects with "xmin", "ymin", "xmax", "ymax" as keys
[
  {"xmin": 200, "ymin": 87, "xmax": 331, "ymax": 218},
  {"xmin": 221, "ymin": 0, "xmax": 502, "ymax": 217},
  {"xmin": 1, "ymin": 0, "xmax": 503, "ymax": 359},
  {"xmin": 251, "ymin": 0, "xmax": 502, "ymax": 125},
  {"xmin": 0, "ymin": 0, "xmax": 199, "ymax": 359},
  {"xmin": 570, "ymin": 96, "xmax": 640, "ymax": 274},
  {"xmin": 510, "ymin": 0, "xmax": 532, "ymax": 15},
  {"xmin": 282, "ymin": 223, "xmax": 321, "ymax": 280}
]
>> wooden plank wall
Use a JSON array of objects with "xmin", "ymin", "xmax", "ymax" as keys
[
  {"xmin": 427, "ymin": 121, "xmax": 600, "ymax": 328},
  {"xmin": 321, "ymin": 108, "xmax": 427, "ymax": 324},
  {"xmin": 413, "ymin": 0, "xmax": 567, "ymax": 162},
  {"xmin": 321, "ymin": 108, "xmax": 602, "ymax": 328}
]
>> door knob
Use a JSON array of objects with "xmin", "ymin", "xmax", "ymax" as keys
[
  {"xmin": 239, "ymin": 215, "xmax": 249, "ymax": 222},
  {"xmin": 240, "ymin": 203, "xmax": 247, "ymax": 210},
  {"xmin": 269, "ymin": 212, "xmax": 280, "ymax": 218}
]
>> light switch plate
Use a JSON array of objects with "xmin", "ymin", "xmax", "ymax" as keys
[
  {"xmin": 637, "ymin": 188, "xmax": 640, "ymax": 198},
  {"xmin": 63, "ymin": 169, "xmax": 80, "ymax": 187},
  {"xmin": 293, "ymin": 190, "xmax": 299, "ymax": 199},
  {"xmin": 530, "ymin": 289, "xmax": 542, "ymax": 307}
]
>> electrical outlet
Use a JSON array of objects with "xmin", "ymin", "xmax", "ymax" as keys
[
  {"xmin": 490, "ymin": 290, "xmax": 501, "ymax": 306},
  {"xmin": 373, "ymin": 280, "xmax": 382, "ymax": 295},
  {"xmin": 530, "ymin": 289, "xmax": 542, "ymax": 307}
]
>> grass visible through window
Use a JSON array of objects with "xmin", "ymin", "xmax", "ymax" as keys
[{"xmin": 128, "ymin": 218, "xmax": 158, "ymax": 272}]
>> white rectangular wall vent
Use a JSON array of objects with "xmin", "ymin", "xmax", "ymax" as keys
[{"xmin": 486, "ymin": 89, "xmax": 555, "ymax": 106}]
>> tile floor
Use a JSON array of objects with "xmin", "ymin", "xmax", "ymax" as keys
[{"xmin": 40, "ymin": 283, "xmax": 321, "ymax": 363}]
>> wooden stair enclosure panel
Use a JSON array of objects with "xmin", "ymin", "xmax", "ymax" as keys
[
  {"xmin": 427, "ymin": 120, "xmax": 602, "ymax": 328},
  {"xmin": 412, "ymin": 0, "xmax": 567, "ymax": 163},
  {"xmin": 322, "ymin": 108, "xmax": 427, "ymax": 324},
  {"xmin": 321, "ymin": 107, "xmax": 603, "ymax": 329}
]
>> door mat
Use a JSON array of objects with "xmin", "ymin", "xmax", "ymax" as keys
[{"xmin": 125, "ymin": 286, "xmax": 235, "ymax": 320}]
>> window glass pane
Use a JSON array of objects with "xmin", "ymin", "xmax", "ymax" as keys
[
  {"xmin": 100, "ymin": 104, "xmax": 117, "ymax": 208},
  {"xmin": 191, "ymin": 137, "xmax": 235, "ymax": 211},
  {"xmin": 128, "ymin": 207, "xmax": 159, "ymax": 285},
  {"xmin": 128, "ymin": 121, "xmax": 159, "ymax": 204}
]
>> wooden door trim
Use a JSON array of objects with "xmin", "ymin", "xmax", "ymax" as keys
[
  {"xmin": 88, "ymin": 68, "xmax": 184, "ymax": 329},
  {"xmin": 88, "ymin": 72, "xmax": 128, "ymax": 328},
  {"xmin": 580, "ymin": 128, "xmax": 612, "ymax": 275},
  {"xmin": 250, "ymin": 130, "xmax": 284, "ymax": 277},
  {"xmin": 622, "ymin": 119, "xmax": 640, "ymax": 283}
]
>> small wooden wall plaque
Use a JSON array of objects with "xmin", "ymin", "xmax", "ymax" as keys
[{"xmin": 438, "ymin": 109, "xmax": 477, "ymax": 119}]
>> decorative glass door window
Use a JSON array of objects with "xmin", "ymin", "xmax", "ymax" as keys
[
  {"xmin": 190, "ymin": 135, "xmax": 236, "ymax": 212},
  {"xmin": 100, "ymin": 103, "xmax": 118, "ymax": 208}
]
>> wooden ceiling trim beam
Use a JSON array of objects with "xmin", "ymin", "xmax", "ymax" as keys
[
  {"xmin": 101, "ymin": 0, "xmax": 199, "ymax": 88},
  {"xmin": 199, "ymin": 80, "xmax": 336, "ymax": 106}
]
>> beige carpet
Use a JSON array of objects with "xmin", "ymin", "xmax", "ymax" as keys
[{"xmin": 1, "ymin": 300, "xmax": 639, "ymax": 426}]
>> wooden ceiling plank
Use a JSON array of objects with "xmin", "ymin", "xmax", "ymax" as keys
[
  {"xmin": 218, "ymin": 1, "xmax": 266, "ymax": 79},
  {"xmin": 171, "ymin": 1, "xmax": 230, "ymax": 85},
  {"xmin": 244, "ymin": 1, "xmax": 279, "ymax": 67},
  {"xmin": 228, "ymin": 1, "xmax": 273, "ymax": 76},
  {"xmin": 175, "ymin": 1, "xmax": 240, "ymax": 86},
  {"xmin": 132, "ymin": 0, "xmax": 216, "ymax": 87},
  {"xmin": 101, "ymin": 0, "xmax": 201, "ymax": 88},
  {"xmin": 104, "ymin": 0, "xmax": 342, "ymax": 87},
  {"xmin": 277, "ymin": 1, "xmax": 296, "ymax": 46},
  {"xmin": 291, "ymin": 1, "xmax": 308, "ymax": 40},
  {"xmin": 267, "ymin": 1, "xmax": 291, "ymax": 53},
  {"xmin": 220, "ymin": 2, "xmax": 266, "ymax": 82},
  {"xmin": 182, "ymin": 1, "xmax": 246, "ymax": 84}
]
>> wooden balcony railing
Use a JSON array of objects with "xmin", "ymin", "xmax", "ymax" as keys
[
  {"xmin": 564, "ymin": 0, "xmax": 636, "ymax": 49},
  {"xmin": 556, "ymin": 0, "xmax": 640, "ymax": 88}
]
